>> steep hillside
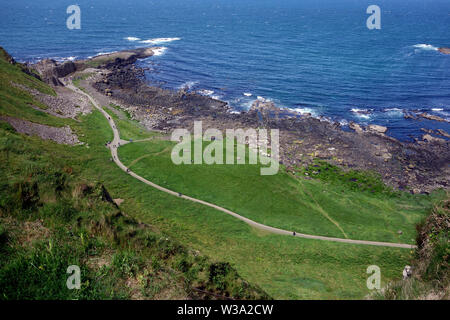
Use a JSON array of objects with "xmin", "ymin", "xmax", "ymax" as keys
[
  {"xmin": 0, "ymin": 46, "xmax": 446, "ymax": 299},
  {"xmin": 0, "ymin": 48, "xmax": 269, "ymax": 300},
  {"xmin": 379, "ymin": 197, "xmax": 449, "ymax": 300}
]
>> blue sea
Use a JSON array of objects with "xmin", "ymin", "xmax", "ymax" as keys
[{"xmin": 1, "ymin": 0, "xmax": 449, "ymax": 140}]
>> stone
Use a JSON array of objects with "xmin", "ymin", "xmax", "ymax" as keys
[
  {"xmin": 368, "ymin": 124, "xmax": 388, "ymax": 134},
  {"xmin": 422, "ymin": 134, "xmax": 446, "ymax": 144},
  {"xmin": 402, "ymin": 266, "xmax": 412, "ymax": 280},
  {"xmin": 418, "ymin": 112, "xmax": 448, "ymax": 123},
  {"xmin": 349, "ymin": 122, "xmax": 363, "ymax": 133}
]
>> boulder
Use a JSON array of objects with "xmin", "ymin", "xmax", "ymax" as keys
[
  {"xmin": 349, "ymin": 121, "xmax": 363, "ymax": 133},
  {"xmin": 422, "ymin": 134, "xmax": 446, "ymax": 144},
  {"xmin": 250, "ymin": 97, "xmax": 278, "ymax": 113},
  {"xmin": 418, "ymin": 112, "xmax": 448, "ymax": 123},
  {"xmin": 32, "ymin": 59, "xmax": 77, "ymax": 86},
  {"xmin": 402, "ymin": 265, "xmax": 412, "ymax": 280},
  {"xmin": 368, "ymin": 124, "xmax": 388, "ymax": 134},
  {"xmin": 436, "ymin": 129, "xmax": 450, "ymax": 139}
]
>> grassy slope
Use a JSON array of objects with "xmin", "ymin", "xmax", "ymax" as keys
[
  {"xmin": 0, "ymin": 57, "xmax": 268, "ymax": 300},
  {"xmin": 118, "ymin": 139, "xmax": 438, "ymax": 243},
  {"xmin": 378, "ymin": 198, "xmax": 449, "ymax": 300},
  {"xmin": 102, "ymin": 105, "xmax": 158, "ymax": 141},
  {"xmin": 0, "ymin": 51, "xmax": 443, "ymax": 299}
]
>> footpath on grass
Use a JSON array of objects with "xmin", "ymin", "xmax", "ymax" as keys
[{"xmin": 66, "ymin": 81, "xmax": 417, "ymax": 249}]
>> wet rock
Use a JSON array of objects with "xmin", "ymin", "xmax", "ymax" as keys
[
  {"xmin": 250, "ymin": 97, "xmax": 278, "ymax": 113},
  {"xmin": 368, "ymin": 124, "xmax": 388, "ymax": 134},
  {"xmin": 422, "ymin": 134, "xmax": 446, "ymax": 144},
  {"xmin": 32, "ymin": 59, "xmax": 77, "ymax": 86},
  {"xmin": 418, "ymin": 112, "xmax": 448, "ymax": 123},
  {"xmin": 0, "ymin": 116, "xmax": 80, "ymax": 145},
  {"xmin": 349, "ymin": 122, "xmax": 363, "ymax": 133},
  {"xmin": 436, "ymin": 129, "xmax": 450, "ymax": 139}
]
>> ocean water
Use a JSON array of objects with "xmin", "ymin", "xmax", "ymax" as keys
[{"xmin": 1, "ymin": 0, "xmax": 449, "ymax": 140}]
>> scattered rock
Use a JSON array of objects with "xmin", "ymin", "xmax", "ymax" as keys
[
  {"xmin": 33, "ymin": 59, "xmax": 77, "ymax": 86},
  {"xmin": 368, "ymin": 124, "xmax": 388, "ymax": 134},
  {"xmin": 349, "ymin": 122, "xmax": 363, "ymax": 133},
  {"xmin": 0, "ymin": 116, "xmax": 80, "ymax": 145},
  {"xmin": 436, "ymin": 129, "xmax": 450, "ymax": 139},
  {"xmin": 250, "ymin": 97, "xmax": 278, "ymax": 113},
  {"xmin": 113, "ymin": 199, "xmax": 124, "ymax": 206},
  {"xmin": 418, "ymin": 112, "xmax": 448, "ymax": 123},
  {"xmin": 422, "ymin": 134, "xmax": 446, "ymax": 144}
]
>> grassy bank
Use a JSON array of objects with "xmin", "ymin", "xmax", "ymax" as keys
[
  {"xmin": 118, "ymin": 139, "xmax": 439, "ymax": 243},
  {"xmin": 0, "ymin": 48, "xmax": 444, "ymax": 299}
]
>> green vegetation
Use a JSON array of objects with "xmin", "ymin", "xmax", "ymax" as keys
[
  {"xmin": 119, "ymin": 139, "xmax": 439, "ymax": 243},
  {"xmin": 103, "ymin": 105, "xmax": 158, "ymax": 141},
  {"xmin": 378, "ymin": 197, "xmax": 449, "ymax": 300},
  {"xmin": 0, "ymin": 47, "xmax": 445, "ymax": 299},
  {"xmin": 72, "ymin": 72, "xmax": 94, "ymax": 89},
  {"xmin": 0, "ymin": 52, "xmax": 267, "ymax": 300}
]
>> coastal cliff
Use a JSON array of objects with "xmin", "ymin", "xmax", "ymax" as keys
[{"xmin": 24, "ymin": 46, "xmax": 450, "ymax": 194}]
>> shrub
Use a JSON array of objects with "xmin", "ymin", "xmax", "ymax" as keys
[{"xmin": 13, "ymin": 180, "xmax": 40, "ymax": 210}]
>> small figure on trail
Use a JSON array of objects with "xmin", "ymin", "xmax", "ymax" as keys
[
  {"xmin": 293, "ymin": 231, "xmax": 296, "ymax": 236},
  {"xmin": 178, "ymin": 193, "xmax": 182, "ymax": 197},
  {"xmin": 126, "ymin": 168, "xmax": 130, "ymax": 173}
]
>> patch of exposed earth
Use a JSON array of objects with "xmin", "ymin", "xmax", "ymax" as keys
[{"xmin": 0, "ymin": 116, "xmax": 80, "ymax": 145}]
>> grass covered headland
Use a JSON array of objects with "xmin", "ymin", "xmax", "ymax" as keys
[{"xmin": 0, "ymin": 46, "xmax": 447, "ymax": 299}]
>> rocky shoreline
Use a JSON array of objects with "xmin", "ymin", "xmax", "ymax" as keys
[{"xmin": 29, "ymin": 47, "xmax": 450, "ymax": 193}]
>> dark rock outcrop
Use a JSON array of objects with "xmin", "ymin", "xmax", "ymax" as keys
[{"xmin": 33, "ymin": 59, "xmax": 78, "ymax": 86}]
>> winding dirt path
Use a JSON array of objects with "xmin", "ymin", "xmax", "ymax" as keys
[{"xmin": 67, "ymin": 82, "xmax": 416, "ymax": 249}]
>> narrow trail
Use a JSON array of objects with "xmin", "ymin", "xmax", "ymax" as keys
[{"xmin": 67, "ymin": 82, "xmax": 417, "ymax": 249}]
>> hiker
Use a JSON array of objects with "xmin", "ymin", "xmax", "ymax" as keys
[{"xmin": 293, "ymin": 231, "xmax": 296, "ymax": 236}]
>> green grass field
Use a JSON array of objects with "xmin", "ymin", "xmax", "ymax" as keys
[
  {"xmin": 0, "ymin": 51, "xmax": 445, "ymax": 299},
  {"xmin": 118, "ymin": 139, "xmax": 437, "ymax": 243}
]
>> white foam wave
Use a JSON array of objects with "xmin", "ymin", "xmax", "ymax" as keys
[
  {"xmin": 140, "ymin": 37, "xmax": 181, "ymax": 44},
  {"xmin": 178, "ymin": 81, "xmax": 199, "ymax": 90},
  {"xmin": 431, "ymin": 108, "xmax": 444, "ymax": 111},
  {"xmin": 351, "ymin": 108, "xmax": 372, "ymax": 119},
  {"xmin": 95, "ymin": 51, "xmax": 117, "ymax": 57},
  {"xmin": 243, "ymin": 92, "xmax": 252, "ymax": 97},
  {"xmin": 413, "ymin": 44, "xmax": 438, "ymax": 51},
  {"xmin": 152, "ymin": 47, "xmax": 167, "ymax": 56},
  {"xmin": 292, "ymin": 107, "xmax": 316, "ymax": 116},
  {"xmin": 383, "ymin": 108, "xmax": 404, "ymax": 117},
  {"xmin": 125, "ymin": 36, "xmax": 141, "ymax": 41}
]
